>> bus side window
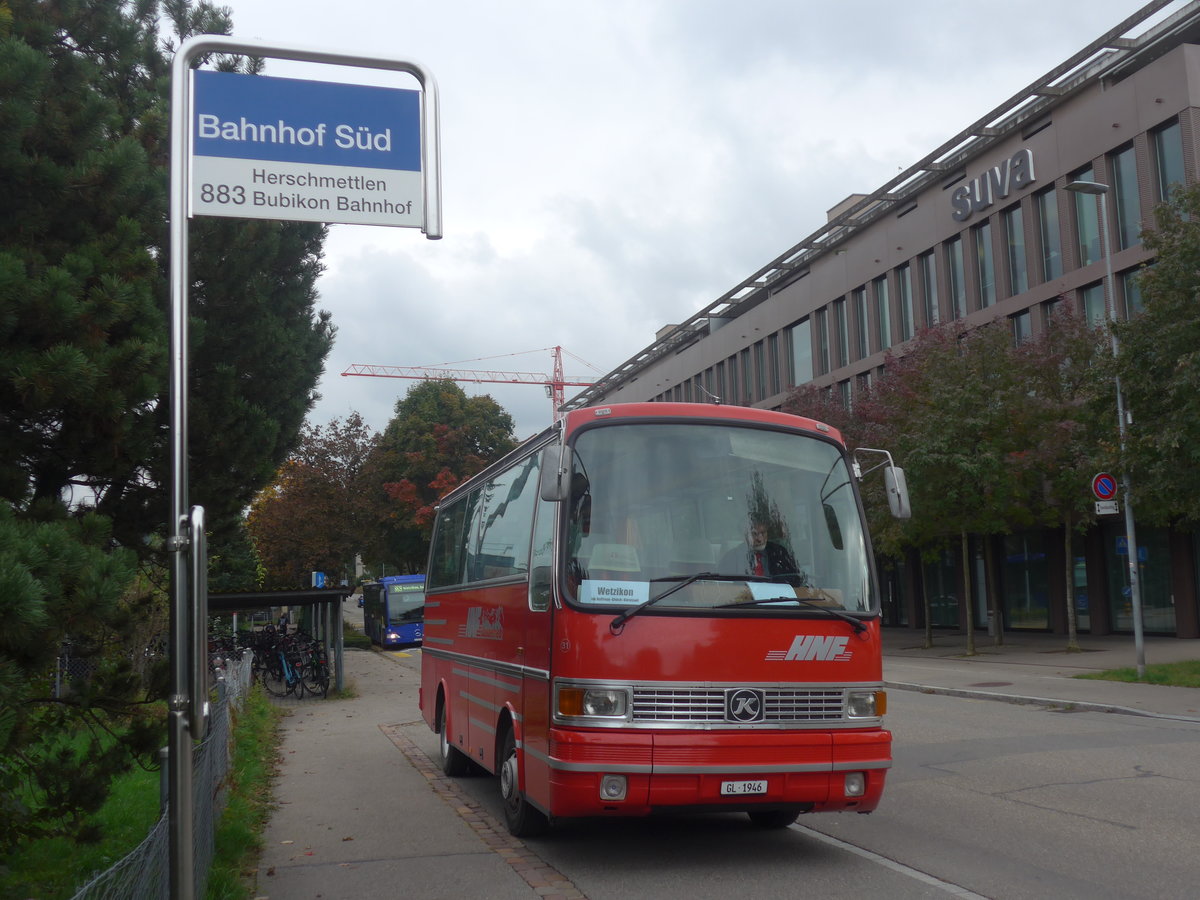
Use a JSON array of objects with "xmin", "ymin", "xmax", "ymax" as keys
[{"xmin": 428, "ymin": 493, "xmax": 477, "ymax": 589}]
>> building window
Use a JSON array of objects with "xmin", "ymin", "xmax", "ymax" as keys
[
  {"xmin": 1121, "ymin": 269, "xmax": 1145, "ymax": 318},
  {"xmin": 837, "ymin": 379, "xmax": 852, "ymax": 410},
  {"xmin": 1072, "ymin": 164, "xmax": 1101, "ymax": 268},
  {"xmin": 897, "ymin": 263, "xmax": 915, "ymax": 341},
  {"xmin": 1011, "ymin": 310, "xmax": 1033, "ymax": 345},
  {"xmin": 874, "ymin": 275, "xmax": 892, "ymax": 350},
  {"xmin": 727, "ymin": 354, "xmax": 739, "ymax": 402},
  {"xmin": 815, "ymin": 309, "xmax": 830, "ymax": 375},
  {"xmin": 788, "ymin": 319, "xmax": 813, "ymax": 384},
  {"xmin": 834, "ymin": 298, "xmax": 850, "ymax": 369},
  {"xmin": 753, "ymin": 340, "xmax": 766, "ymax": 401},
  {"xmin": 739, "ymin": 349, "xmax": 752, "ymax": 404},
  {"xmin": 946, "ymin": 236, "xmax": 967, "ymax": 319},
  {"xmin": 856, "ymin": 371, "xmax": 872, "ymax": 396},
  {"xmin": 767, "ymin": 333, "xmax": 781, "ymax": 395},
  {"xmin": 851, "ymin": 287, "xmax": 869, "ymax": 359},
  {"xmin": 918, "ymin": 250, "xmax": 939, "ymax": 326},
  {"xmin": 1110, "ymin": 144, "xmax": 1140, "ymax": 250},
  {"xmin": 1152, "ymin": 119, "xmax": 1185, "ymax": 202},
  {"xmin": 1035, "ymin": 187, "xmax": 1062, "ymax": 280},
  {"xmin": 714, "ymin": 360, "xmax": 726, "ymax": 401},
  {"xmin": 1081, "ymin": 283, "xmax": 1106, "ymax": 327},
  {"xmin": 1042, "ymin": 296, "xmax": 1064, "ymax": 326},
  {"xmin": 974, "ymin": 220, "xmax": 995, "ymax": 307},
  {"xmin": 1003, "ymin": 205, "xmax": 1028, "ymax": 296}
]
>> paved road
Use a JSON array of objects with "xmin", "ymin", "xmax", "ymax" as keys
[{"xmin": 251, "ymin": 616, "xmax": 1200, "ymax": 899}]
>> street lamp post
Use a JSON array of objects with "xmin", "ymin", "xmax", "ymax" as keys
[{"xmin": 1065, "ymin": 179, "xmax": 1146, "ymax": 678}]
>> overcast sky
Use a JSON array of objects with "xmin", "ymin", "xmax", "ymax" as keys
[{"xmin": 223, "ymin": 0, "xmax": 1182, "ymax": 441}]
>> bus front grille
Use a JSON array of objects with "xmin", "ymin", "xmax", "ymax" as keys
[{"xmin": 631, "ymin": 687, "xmax": 846, "ymax": 724}]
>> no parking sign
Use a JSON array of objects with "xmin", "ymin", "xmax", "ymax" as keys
[
  {"xmin": 1092, "ymin": 472, "xmax": 1119, "ymax": 515},
  {"xmin": 1091, "ymin": 472, "xmax": 1118, "ymax": 501}
]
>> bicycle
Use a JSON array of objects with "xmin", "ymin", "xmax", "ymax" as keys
[
  {"xmin": 300, "ymin": 642, "xmax": 330, "ymax": 698},
  {"xmin": 261, "ymin": 640, "xmax": 305, "ymax": 697}
]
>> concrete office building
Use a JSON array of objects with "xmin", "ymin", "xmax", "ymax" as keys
[{"xmin": 565, "ymin": 2, "xmax": 1200, "ymax": 639}]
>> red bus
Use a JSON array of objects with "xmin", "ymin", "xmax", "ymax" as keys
[{"xmin": 420, "ymin": 402, "xmax": 909, "ymax": 835}]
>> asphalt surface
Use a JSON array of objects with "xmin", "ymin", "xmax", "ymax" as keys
[{"xmin": 250, "ymin": 622, "xmax": 1199, "ymax": 899}]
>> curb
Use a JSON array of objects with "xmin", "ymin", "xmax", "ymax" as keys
[{"xmin": 885, "ymin": 680, "xmax": 1200, "ymax": 724}]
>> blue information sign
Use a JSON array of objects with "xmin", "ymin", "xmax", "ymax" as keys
[{"xmin": 191, "ymin": 71, "xmax": 423, "ymax": 227}]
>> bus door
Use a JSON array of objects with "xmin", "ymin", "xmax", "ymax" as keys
[{"xmin": 520, "ymin": 493, "xmax": 557, "ymax": 807}]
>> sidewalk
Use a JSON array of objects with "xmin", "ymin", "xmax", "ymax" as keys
[
  {"xmin": 883, "ymin": 628, "xmax": 1200, "ymax": 721},
  {"xmin": 251, "ymin": 627, "xmax": 1200, "ymax": 899},
  {"xmin": 252, "ymin": 644, "xmax": 577, "ymax": 900}
]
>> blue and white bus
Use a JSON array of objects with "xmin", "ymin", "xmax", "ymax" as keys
[{"xmin": 363, "ymin": 575, "xmax": 425, "ymax": 647}]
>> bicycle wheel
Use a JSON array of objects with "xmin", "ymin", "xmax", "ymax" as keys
[
  {"xmin": 261, "ymin": 656, "xmax": 288, "ymax": 697},
  {"xmin": 301, "ymin": 660, "xmax": 328, "ymax": 698}
]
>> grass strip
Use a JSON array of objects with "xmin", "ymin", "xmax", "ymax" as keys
[
  {"xmin": 1076, "ymin": 659, "xmax": 1200, "ymax": 687},
  {"xmin": 205, "ymin": 685, "xmax": 283, "ymax": 900}
]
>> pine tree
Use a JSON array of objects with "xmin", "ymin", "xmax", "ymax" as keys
[{"xmin": 0, "ymin": 0, "xmax": 333, "ymax": 852}]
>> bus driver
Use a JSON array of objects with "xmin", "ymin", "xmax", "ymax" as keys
[{"xmin": 719, "ymin": 516, "xmax": 805, "ymax": 587}]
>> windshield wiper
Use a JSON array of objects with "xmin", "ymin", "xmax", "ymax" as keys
[
  {"xmin": 608, "ymin": 571, "xmax": 732, "ymax": 634},
  {"xmin": 717, "ymin": 595, "xmax": 868, "ymax": 634}
]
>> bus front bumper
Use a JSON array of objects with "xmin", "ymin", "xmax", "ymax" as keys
[{"xmin": 544, "ymin": 727, "xmax": 891, "ymax": 818}]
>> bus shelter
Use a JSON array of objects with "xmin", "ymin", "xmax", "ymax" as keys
[{"xmin": 209, "ymin": 587, "xmax": 352, "ymax": 693}]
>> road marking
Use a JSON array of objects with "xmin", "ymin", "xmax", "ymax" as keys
[{"xmin": 791, "ymin": 823, "xmax": 990, "ymax": 898}]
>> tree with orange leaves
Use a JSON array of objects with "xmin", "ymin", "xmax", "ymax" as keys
[{"xmin": 369, "ymin": 379, "xmax": 517, "ymax": 572}]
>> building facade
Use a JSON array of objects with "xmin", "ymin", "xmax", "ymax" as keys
[{"xmin": 565, "ymin": 2, "xmax": 1200, "ymax": 639}]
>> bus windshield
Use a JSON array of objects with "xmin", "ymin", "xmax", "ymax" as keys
[
  {"xmin": 564, "ymin": 422, "xmax": 874, "ymax": 615},
  {"xmin": 387, "ymin": 586, "xmax": 425, "ymax": 626}
]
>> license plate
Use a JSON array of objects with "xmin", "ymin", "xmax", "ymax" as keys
[{"xmin": 720, "ymin": 780, "xmax": 767, "ymax": 796}]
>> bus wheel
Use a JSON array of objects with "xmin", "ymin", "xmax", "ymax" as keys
[
  {"xmin": 747, "ymin": 807, "xmax": 801, "ymax": 829},
  {"xmin": 438, "ymin": 703, "xmax": 471, "ymax": 777},
  {"xmin": 499, "ymin": 727, "xmax": 549, "ymax": 837}
]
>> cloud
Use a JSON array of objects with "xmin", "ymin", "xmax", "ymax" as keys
[{"xmin": 222, "ymin": 0, "xmax": 1174, "ymax": 440}]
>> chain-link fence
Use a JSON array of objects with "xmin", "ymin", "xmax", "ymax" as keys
[{"xmin": 68, "ymin": 650, "xmax": 255, "ymax": 900}]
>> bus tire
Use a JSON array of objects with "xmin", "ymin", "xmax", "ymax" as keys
[
  {"xmin": 438, "ymin": 702, "xmax": 471, "ymax": 777},
  {"xmin": 499, "ymin": 726, "xmax": 549, "ymax": 837},
  {"xmin": 747, "ymin": 807, "xmax": 801, "ymax": 829}
]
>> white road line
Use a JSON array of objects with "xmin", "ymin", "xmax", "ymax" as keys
[{"xmin": 791, "ymin": 823, "xmax": 991, "ymax": 899}]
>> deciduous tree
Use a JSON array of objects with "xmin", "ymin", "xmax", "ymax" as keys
[
  {"xmin": 1117, "ymin": 183, "xmax": 1200, "ymax": 526},
  {"xmin": 370, "ymin": 380, "xmax": 517, "ymax": 572},
  {"xmin": 247, "ymin": 414, "xmax": 380, "ymax": 589}
]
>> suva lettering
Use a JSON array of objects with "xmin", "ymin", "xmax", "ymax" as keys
[
  {"xmin": 950, "ymin": 148, "xmax": 1036, "ymax": 222},
  {"xmin": 783, "ymin": 635, "xmax": 851, "ymax": 661}
]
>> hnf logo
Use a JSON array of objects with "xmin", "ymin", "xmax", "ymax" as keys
[
  {"xmin": 765, "ymin": 635, "xmax": 853, "ymax": 662},
  {"xmin": 726, "ymin": 688, "xmax": 765, "ymax": 723}
]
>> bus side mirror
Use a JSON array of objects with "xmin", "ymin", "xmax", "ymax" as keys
[
  {"xmin": 539, "ymin": 444, "xmax": 572, "ymax": 501},
  {"xmin": 885, "ymin": 466, "xmax": 911, "ymax": 519}
]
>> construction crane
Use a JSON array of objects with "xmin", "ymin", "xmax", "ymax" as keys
[{"xmin": 342, "ymin": 345, "xmax": 598, "ymax": 423}]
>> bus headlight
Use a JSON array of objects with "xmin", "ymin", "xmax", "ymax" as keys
[
  {"xmin": 557, "ymin": 686, "xmax": 629, "ymax": 720},
  {"xmin": 844, "ymin": 772, "xmax": 866, "ymax": 797},
  {"xmin": 600, "ymin": 775, "xmax": 627, "ymax": 801},
  {"xmin": 846, "ymin": 690, "xmax": 885, "ymax": 718}
]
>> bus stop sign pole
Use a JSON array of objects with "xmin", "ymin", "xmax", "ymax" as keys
[{"xmin": 168, "ymin": 35, "xmax": 441, "ymax": 900}]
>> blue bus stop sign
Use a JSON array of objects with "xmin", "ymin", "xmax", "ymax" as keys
[{"xmin": 191, "ymin": 70, "xmax": 423, "ymax": 227}]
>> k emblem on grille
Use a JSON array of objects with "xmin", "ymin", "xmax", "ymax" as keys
[{"xmin": 726, "ymin": 688, "xmax": 766, "ymax": 723}]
